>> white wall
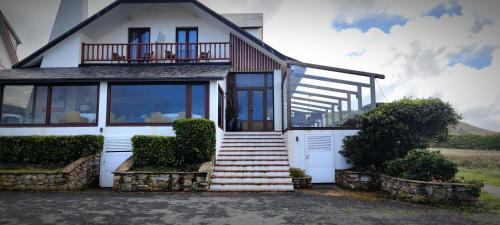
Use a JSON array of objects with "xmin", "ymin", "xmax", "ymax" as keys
[
  {"xmin": 41, "ymin": 34, "xmax": 83, "ymax": 68},
  {"xmin": 273, "ymin": 70, "xmax": 282, "ymax": 131},
  {"xmin": 285, "ymin": 129, "xmax": 357, "ymax": 171},
  {"xmin": 0, "ymin": 34, "xmax": 13, "ymax": 69},
  {"xmin": 243, "ymin": 27, "xmax": 263, "ymax": 40}
]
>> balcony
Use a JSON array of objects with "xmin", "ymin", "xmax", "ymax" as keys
[{"xmin": 81, "ymin": 42, "xmax": 231, "ymax": 65}]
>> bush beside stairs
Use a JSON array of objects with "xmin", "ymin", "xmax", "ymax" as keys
[{"xmin": 209, "ymin": 132, "xmax": 294, "ymax": 192}]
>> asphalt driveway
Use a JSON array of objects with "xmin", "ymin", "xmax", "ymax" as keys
[{"xmin": 0, "ymin": 189, "xmax": 498, "ymax": 225}]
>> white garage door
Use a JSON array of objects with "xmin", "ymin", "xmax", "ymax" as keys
[
  {"xmin": 100, "ymin": 136, "xmax": 132, "ymax": 187},
  {"xmin": 305, "ymin": 135, "xmax": 335, "ymax": 183}
]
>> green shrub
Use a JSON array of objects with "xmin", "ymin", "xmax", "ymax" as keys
[
  {"xmin": 435, "ymin": 134, "xmax": 500, "ymax": 150},
  {"xmin": 385, "ymin": 149, "xmax": 458, "ymax": 181},
  {"xmin": 131, "ymin": 119, "xmax": 216, "ymax": 168},
  {"xmin": 289, "ymin": 167, "xmax": 306, "ymax": 178},
  {"xmin": 340, "ymin": 98, "xmax": 460, "ymax": 170},
  {"xmin": 0, "ymin": 135, "xmax": 103, "ymax": 166},
  {"xmin": 173, "ymin": 118, "xmax": 215, "ymax": 164},
  {"xmin": 455, "ymin": 178, "xmax": 484, "ymax": 198},
  {"xmin": 131, "ymin": 136, "xmax": 180, "ymax": 167}
]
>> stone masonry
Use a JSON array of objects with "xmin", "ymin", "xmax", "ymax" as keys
[
  {"xmin": 0, "ymin": 154, "xmax": 100, "ymax": 191},
  {"xmin": 113, "ymin": 157, "xmax": 210, "ymax": 192},
  {"xmin": 336, "ymin": 169, "xmax": 480, "ymax": 204}
]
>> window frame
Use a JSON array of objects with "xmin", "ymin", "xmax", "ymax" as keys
[
  {"xmin": 217, "ymin": 85, "xmax": 224, "ymax": 129},
  {"xmin": 106, "ymin": 81, "xmax": 209, "ymax": 126},
  {"xmin": 0, "ymin": 82, "xmax": 99, "ymax": 127}
]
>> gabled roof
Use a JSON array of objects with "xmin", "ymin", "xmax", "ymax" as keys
[
  {"xmin": 0, "ymin": 64, "xmax": 230, "ymax": 82},
  {"xmin": 0, "ymin": 10, "xmax": 21, "ymax": 44},
  {"xmin": 13, "ymin": 0, "xmax": 292, "ymax": 68}
]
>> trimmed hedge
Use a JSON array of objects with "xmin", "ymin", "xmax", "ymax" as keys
[
  {"xmin": 435, "ymin": 134, "xmax": 500, "ymax": 150},
  {"xmin": 132, "ymin": 136, "xmax": 179, "ymax": 167},
  {"xmin": 174, "ymin": 119, "xmax": 216, "ymax": 164},
  {"xmin": 0, "ymin": 135, "xmax": 103, "ymax": 166},
  {"xmin": 132, "ymin": 119, "xmax": 216, "ymax": 168}
]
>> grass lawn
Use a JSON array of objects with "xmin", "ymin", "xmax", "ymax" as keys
[
  {"xmin": 432, "ymin": 148, "xmax": 500, "ymax": 186},
  {"xmin": 479, "ymin": 191, "xmax": 500, "ymax": 214},
  {"xmin": 456, "ymin": 168, "xmax": 500, "ymax": 186}
]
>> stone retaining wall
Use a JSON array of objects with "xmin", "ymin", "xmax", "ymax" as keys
[
  {"xmin": 335, "ymin": 170, "xmax": 379, "ymax": 191},
  {"xmin": 292, "ymin": 176, "xmax": 312, "ymax": 189},
  {"xmin": 335, "ymin": 170, "xmax": 480, "ymax": 204},
  {"xmin": 0, "ymin": 154, "xmax": 100, "ymax": 191},
  {"xmin": 113, "ymin": 157, "xmax": 210, "ymax": 192}
]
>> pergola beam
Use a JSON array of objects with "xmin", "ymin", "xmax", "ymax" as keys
[
  {"xmin": 293, "ymin": 90, "xmax": 348, "ymax": 101},
  {"xmin": 291, "ymin": 96, "xmax": 338, "ymax": 106},
  {"xmin": 293, "ymin": 73, "xmax": 371, "ymax": 87},
  {"xmin": 293, "ymin": 82, "xmax": 357, "ymax": 95},
  {"xmin": 291, "ymin": 101, "xmax": 332, "ymax": 110}
]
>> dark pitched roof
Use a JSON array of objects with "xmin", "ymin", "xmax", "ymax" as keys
[
  {"xmin": 222, "ymin": 13, "xmax": 263, "ymax": 28},
  {"xmin": 0, "ymin": 10, "xmax": 21, "ymax": 44},
  {"xmin": 0, "ymin": 64, "xmax": 230, "ymax": 82},
  {"xmin": 13, "ymin": 0, "xmax": 292, "ymax": 68}
]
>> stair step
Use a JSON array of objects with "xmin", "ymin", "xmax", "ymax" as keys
[
  {"xmin": 209, "ymin": 184, "xmax": 294, "ymax": 191},
  {"xmin": 211, "ymin": 178, "xmax": 292, "ymax": 183},
  {"xmin": 222, "ymin": 140, "xmax": 285, "ymax": 143},
  {"xmin": 216, "ymin": 161, "xmax": 289, "ymax": 166},
  {"xmin": 217, "ymin": 159, "xmax": 287, "ymax": 161},
  {"xmin": 211, "ymin": 181, "xmax": 293, "ymax": 185},
  {"xmin": 208, "ymin": 189, "xmax": 293, "ymax": 192},
  {"xmin": 212, "ymin": 175, "xmax": 291, "ymax": 179},
  {"xmin": 225, "ymin": 132, "xmax": 282, "ymax": 135},
  {"xmin": 220, "ymin": 147, "xmax": 286, "ymax": 151},
  {"xmin": 220, "ymin": 150, "xmax": 286, "ymax": 153},
  {"xmin": 218, "ymin": 154, "xmax": 288, "ymax": 157},
  {"xmin": 222, "ymin": 144, "xmax": 286, "ymax": 148},
  {"xmin": 214, "ymin": 165, "xmax": 290, "ymax": 171},
  {"xmin": 213, "ymin": 171, "xmax": 290, "ymax": 176},
  {"xmin": 213, "ymin": 170, "xmax": 290, "ymax": 173},
  {"xmin": 224, "ymin": 136, "xmax": 284, "ymax": 139}
]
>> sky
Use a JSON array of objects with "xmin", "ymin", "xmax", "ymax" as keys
[{"xmin": 0, "ymin": 0, "xmax": 499, "ymax": 131}]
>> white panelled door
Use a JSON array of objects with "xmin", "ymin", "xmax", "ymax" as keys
[
  {"xmin": 100, "ymin": 136, "xmax": 133, "ymax": 187},
  {"xmin": 305, "ymin": 135, "xmax": 335, "ymax": 183}
]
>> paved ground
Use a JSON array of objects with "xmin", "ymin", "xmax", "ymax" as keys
[
  {"xmin": 0, "ymin": 188, "xmax": 499, "ymax": 225},
  {"xmin": 484, "ymin": 185, "xmax": 500, "ymax": 198}
]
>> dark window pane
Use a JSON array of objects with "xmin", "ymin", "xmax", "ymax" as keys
[
  {"xmin": 1, "ymin": 85, "xmax": 48, "ymax": 124},
  {"xmin": 110, "ymin": 85, "xmax": 186, "ymax": 124},
  {"xmin": 191, "ymin": 85, "xmax": 205, "ymax": 118},
  {"xmin": 252, "ymin": 91, "xmax": 264, "ymax": 120},
  {"xmin": 218, "ymin": 88, "xmax": 224, "ymax": 128},
  {"xmin": 50, "ymin": 86, "xmax": 98, "ymax": 124},
  {"xmin": 236, "ymin": 74, "xmax": 265, "ymax": 87}
]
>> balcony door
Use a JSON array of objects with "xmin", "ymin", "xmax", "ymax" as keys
[
  {"xmin": 128, "ymin": 28, "xmax": 150, "ymax": 62},
  {"xmin": 176, "ymin": 27, "xmax": 198, "ymax": 62},
  {"xmin": 227, "ymin": 73, "xmax": 274, "ymax": 131}
]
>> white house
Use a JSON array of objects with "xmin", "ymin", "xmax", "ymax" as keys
[
  {"xmin": 0, "ymin": 0, "xmax": 384, "ymax": 191},
  {"xmin": 0, "ymin": 9, "xmax": 21, "ymax": 70}
]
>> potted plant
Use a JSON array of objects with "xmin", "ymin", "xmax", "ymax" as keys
[{"xmin": 290, "ymin": 167, "xmax": 312, "ymax": 189}]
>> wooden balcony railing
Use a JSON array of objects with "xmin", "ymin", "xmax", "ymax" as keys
[{"xmin": 81, "ymin": 42, "xmax": 230, "ymax": 64}]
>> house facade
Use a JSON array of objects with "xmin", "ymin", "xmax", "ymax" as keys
[{"xmin": 0, "ymin": 0, "xmax": 384, "ymax": 190}]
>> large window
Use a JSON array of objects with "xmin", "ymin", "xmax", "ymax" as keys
[
  {"xmin": 50, "ymin": 86, "xmax": 98, "ymax": 124},
  {"xmin": 108, "ymin": 83, "xmax": 208, "ymax": 125},
  {"xmin": 0, "ymin": 84, "xmax": 98, "ymax": 126}
]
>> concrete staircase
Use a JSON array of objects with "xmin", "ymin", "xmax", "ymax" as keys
[{"xmin": 209, "ymin": 132, "xmax": 294, "ymax": 192}]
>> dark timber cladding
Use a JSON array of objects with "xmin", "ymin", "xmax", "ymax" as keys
[{"xmin": 230, "ymin": 34, "xmax": 280, "ymax": 71}]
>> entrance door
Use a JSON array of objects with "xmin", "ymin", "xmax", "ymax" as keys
[
  {"xmin": 306, "ymin": 135, "xmax": 335, "ymax": 183},
  {"xmin": 128, "ymin": 28, "xmax": 150, "ymax": 62},
  {"xmin": 236, "ymin": 90, "xmax": 264, "ymax": 131},
  {"xmin": 176, "ymin": 27, "xmax": 198, "ymax": 62},
  {"xmin": 228, "ymin": 73, "xmax": 273, "ymax": 131}
]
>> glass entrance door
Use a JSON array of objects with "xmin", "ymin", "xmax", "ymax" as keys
[
  {"xmin": 176, "ymin": 27, "xmax": 198, "ymax": 62},
  {"xmin": 228, "ymin": 73, "xmax": 274, "ymax": 131}
]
